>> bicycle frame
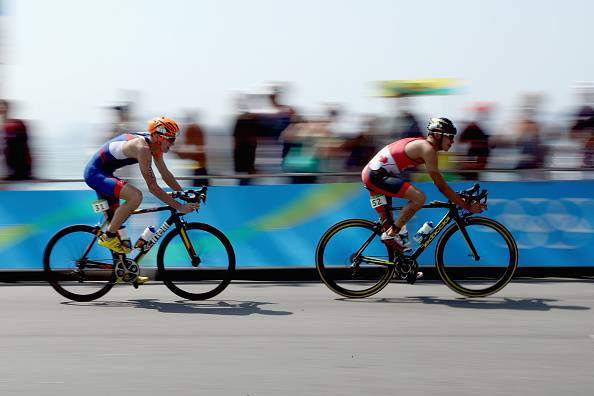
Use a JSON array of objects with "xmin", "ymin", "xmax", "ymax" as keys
[
  {"xmin": 80, "ymin": 205, "xmax": 197, "ymax": 269},
  {"xmin": 359, "ymin": 202, "xmax": 480, "ymax": 266}
]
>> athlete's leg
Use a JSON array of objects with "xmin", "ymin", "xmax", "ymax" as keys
[
  {"xmin": 106, "ymin": 184, "xmax": 142, "ymax": 234},
  {"xmin": 373, "ymin": 197, "xmax": 394, "ymax": 232},
  {"xmin": 363, "ymin": 167, "xmax": 424, "ymax": 237},
  {"xmin": 387, "ymin": 186, "xmax": 425, "ymax": 236}
]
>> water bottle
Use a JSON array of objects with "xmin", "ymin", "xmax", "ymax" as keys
[
  {"xmin": 134, "ymin": 226, "xmax": 156, "ymax": 249},
  {"xmin": 413, "ymin": 221, "xmax": 434, "ymax": 243}
]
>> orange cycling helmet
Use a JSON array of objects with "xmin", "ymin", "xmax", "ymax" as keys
[
  {"xmin": 147, "ymin": 116, "xmax": 180, "ymax": 157},
  {"xmin": 147, "ymin": 116, "xmax": 180, "ymax": 140}
]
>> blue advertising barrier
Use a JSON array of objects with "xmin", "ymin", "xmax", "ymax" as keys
[{"xmin": 0, "ymin": 180, "xmax": 592, "ymax": 269}]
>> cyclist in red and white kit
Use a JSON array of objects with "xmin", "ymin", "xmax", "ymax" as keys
[{"xmin": 362, "ymin": 117, "xmax": 485, "ymax": 253}]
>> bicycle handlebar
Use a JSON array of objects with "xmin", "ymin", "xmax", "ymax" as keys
[
  {"xmin": 423, "ymin": 183, "xmax": 488, "ymax": 215},
  {"xmin": 457, "ymin": 183, "xmax": 488, "ymax": 205},
  {"xmin": 168, "ymin": 186, "xmax": 208, "ymax": 205}
]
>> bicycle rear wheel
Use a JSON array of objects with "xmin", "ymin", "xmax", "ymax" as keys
[
  {"xmin": 435, "ymin": 217, "xmax": 518, "ymax": 297},
  {"xmin": 316, "ymin": 219, "xmax": 395, "ymax": 298},
  {"xmin": 157, "ymin": 222, "xmax": 235, "ymax": 300},
  {"xmin": 43, "ymin": 225, "xmax": 116, "ymax": 302}
]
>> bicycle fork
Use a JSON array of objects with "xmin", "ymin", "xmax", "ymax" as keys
[
  {"xmin": 455, "ymin": 221, "xmax": 481, "ymax": 261},
  {"xmin": 176, "ymin": 221, "xmax": 201, "ymax": 267}
]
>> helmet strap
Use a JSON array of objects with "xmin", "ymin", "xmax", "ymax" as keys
[
  {"xmin": 429, "ymin": 132, "xmax": 446, "ymax": 150},
  {"xmin": 427, "ymin": 133, "xmax": 440, "ymax": 150},
  {"xmin": 148, "ymin": 135, "xmax": 163, "ymax": 157}
]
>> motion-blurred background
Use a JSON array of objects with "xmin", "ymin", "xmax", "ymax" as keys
[{"xmin": 1, "ymin": 0, "xmax": 593, "ymax": 186}]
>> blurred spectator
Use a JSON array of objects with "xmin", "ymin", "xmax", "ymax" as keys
[
  {"xmin": 281, "ymin": 108, "xmax": 337, "ymax": 184},
  {"xmin": 569, "ymin": 84, "xmax": 594, "ymax": 168},
  {"xmin": 0, "ymin": 99, "xmax": 33, "ymax": 180},
  {"xmin": 515, "ymin": 94, "xmax": 547, "ymax": 170},
  {"xmin": 458, "ymin": 102, "xmax": 493, "ymax": 180},
  {"xmin": 232, "ymin": 93, "xmax": 259, "ymax": 185},
  {"xmin": 569, "ymin": 111, "xmax": 594, "ymax": 168},
  {"xmin": 109, "ymin": 104, "xmax": 131, "ymax": 139},
  {"xmin": 258, "ymin": 83, "xmax": 298, "ymax": 175},
  {"xmin": 267, "ymin": 83, "xmax": 298, "ymax": 141},
  {"xmin": 391, "ymin": 97, "xmax": 423, "ymax": 139},
  {"xmin": 341, "ymin": 115, "xmax": 378, "ymax": 171},
  {"xmin": 172, "ymin": 110, "xmax": 209, "ymax": 186}
]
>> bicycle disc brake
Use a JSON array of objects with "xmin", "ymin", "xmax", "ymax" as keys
[
  {"xmin": 394, "ymin": 256, "xmax": 419, "ymax": 285},
  {"xmin": 115, "ymin": 257, "xmax": 139, "ymax": 283}
]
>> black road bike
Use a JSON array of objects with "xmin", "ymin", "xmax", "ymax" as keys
[
  {"xmin": 316, "ymin": 184, "xmax": 518, "ymax": 298},
  {"xmin": 44, "ymin": 187, "xmax": 235, "ymax": 302}
]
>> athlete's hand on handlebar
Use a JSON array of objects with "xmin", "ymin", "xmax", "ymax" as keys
[
  {"xmin": 467, "ymin": 201, "xmax": 487, "ymax": 213},
  {"xmin": 456, "ymin": 184, "xmax": 488, "ymax": 214},
  {"xmin": 178, "ymin": 202, "xmax": 200, "ymax": 214}
]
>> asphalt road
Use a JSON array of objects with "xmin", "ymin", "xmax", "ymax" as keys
[{"xmin": 0, "ymin": 280, "xmax": 593, "ymax": 396}]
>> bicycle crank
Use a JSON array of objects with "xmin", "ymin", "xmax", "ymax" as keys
[
  {"xmin": 115, "ymin": 257, "xmax": 140, "ymax": 284},
  {"xmin": 394, "ymin": 255, "xmax": 419, "ymax": 285}
]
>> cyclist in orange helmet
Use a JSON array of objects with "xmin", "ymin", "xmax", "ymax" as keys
[{"xmin": 84, "ymin": 116, "xmax": 199, "ymax": 257}]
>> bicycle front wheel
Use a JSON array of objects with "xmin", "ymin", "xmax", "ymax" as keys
[
  {"xmin": 157, "ymin": 222, "xmax": 235, "ymax": 300},
  {"xmin": 316, "ymin": 219, "xmax": 395, "ymax": 298},
  {"xmin": 43, "ymin": 225, "xmax": 116, "ymax": 302},
  {"xmin": 435, "ymin": 217, "xmax": 518, "ymax": 297}
]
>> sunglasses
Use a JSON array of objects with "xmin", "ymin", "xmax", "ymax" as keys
[{"xmin": 164, "ymin": 136, "xmax": 176, "ymax": 143}]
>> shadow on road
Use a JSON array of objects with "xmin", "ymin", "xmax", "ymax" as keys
[
  {"xmin": 63, "ymin": 299, "xmax": 293, "ymax": 316},
  {"xmin": 340, "ymin": 296, "xmax": 590, "ymax": 311}
]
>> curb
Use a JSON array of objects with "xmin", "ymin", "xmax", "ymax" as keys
[{"xmin": 2, "ymin": 267, "xmax": 594, "ymax": 283}]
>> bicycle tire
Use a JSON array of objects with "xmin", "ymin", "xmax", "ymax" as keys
[
  {"xmin": 157, "ymin": 222, "xmax": 235, "ymax": 300},
  {"xmin": 43, "ymin": 224, "xmax": 116, "ymax": 302},
  {"xmin": 435, "ymin": 217, "xmax": 518, "ymax": 297},
  {"xmin": 316, "ymin": 219, "xmax": 395, "ymax": 298}
]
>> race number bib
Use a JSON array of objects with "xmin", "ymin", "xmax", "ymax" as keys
[
  {"xmin": 91, "ymin": 199, "xmax": 110, "ymax": 213},
  {"xmin": 370, "ymin": 194, "xmax": 387, "ymax": 209}
]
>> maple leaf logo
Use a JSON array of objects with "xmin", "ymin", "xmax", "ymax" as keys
[{"xmin": 379, "ymin": 155, "xmax": 388, "ymax": 164}]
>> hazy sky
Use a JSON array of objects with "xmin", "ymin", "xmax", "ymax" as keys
[{"xmin": 2, "ymin": 0, "xmax": 594, "ymax": 137}]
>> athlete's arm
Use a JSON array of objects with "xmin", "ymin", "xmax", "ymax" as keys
[
  {"xmin": 420, "ymin": 143, "xmax": 471, "ymax": 210},
  {"xmin": 136, "ymin": 146, "xmax": 183, "ymax": 211},
  {"xmin": 151, "ymin": 154, "xmax": 200, "ymax": 213},
  {"xmin": 154, "ymin": 155, "xmax": 183, "ymax": 191}
]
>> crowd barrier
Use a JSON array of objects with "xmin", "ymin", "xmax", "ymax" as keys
[{"xmin": 0, "ymin": 180, "xmax": 592, "ymax": 270}]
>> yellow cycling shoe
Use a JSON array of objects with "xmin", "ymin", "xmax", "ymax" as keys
[
  {"xmin": 132, "ymin": 276, "xmax": 150, "ymax": 289},
  {"xmin": 98, "ymin": 234, "xmax": 132, "ymax": 254}
]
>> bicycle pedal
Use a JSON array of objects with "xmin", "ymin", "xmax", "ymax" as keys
[{"xmin": 406, "ymin": 271, "xmax": 423, "ymax": 285}]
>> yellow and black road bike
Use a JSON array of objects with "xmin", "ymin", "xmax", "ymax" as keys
[
  {"xmin": 316, "ymin": 184, "xmax": 518, "ymax": 298},
  {"xmin": 44, "ymin": 187, "xmax": 235, "ymax": 302}
]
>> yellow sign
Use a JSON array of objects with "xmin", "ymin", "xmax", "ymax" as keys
[{"xmin": 376, "ymin": 78, "xmax": 461, "ymax": 97}]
